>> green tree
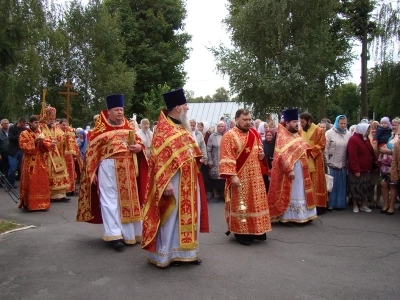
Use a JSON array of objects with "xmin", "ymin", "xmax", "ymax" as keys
[
  {"xmin": 0, "ymin": 0, "xmax": 47, "ymax": 120},
  {"xmin": 212, "ymin": 0, "xmax": 352, "ymax": 119},
  {"xmin": 328, "ymin": 83, "xmax": 361, "ymax": 125},
  {"xmin": 212, "ymin": 87, "xmax": 230, "ymax": 102},
  {"xmin": 340, "ymin": 0, "xmax": 377, "ymax": 118},
  {"xmin": 104, "ymin": 0, "xmax": 191, "ymax": 118},
  {"xmin": 41, "ymin": 0, "xmax": 136, "ymax": 127},
  {"xmin": 368, "ymin": 61, "xmax": 400, "ymax": 118}
]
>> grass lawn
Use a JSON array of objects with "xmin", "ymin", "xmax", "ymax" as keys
[{"xmin": 0, "ymin": 220, "xmax": 25, "ymax": 234}]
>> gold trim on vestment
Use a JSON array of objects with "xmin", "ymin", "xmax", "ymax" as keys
[
  {"xmin": 160, "ymin": 196, "xmax": 177, "ymax": 226},
  {"xmin": 102, "ymin": 235, "xmax": 124, "ymax": 241},
  {"xmin": 278, "ymin": 215, "xmax": 317, "ymax": 223}
]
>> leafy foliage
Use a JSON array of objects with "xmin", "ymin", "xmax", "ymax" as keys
[
  {"xmin": 0, "ymin": 0, "xmax": 190, "ymax": 127},
  {"xmin": 368, "ymin": 61, "xmax": 400, "ymax": 119},
  {"xmin": 212, "ymin": 0, "xmax": 353, "ymax": 119},
  {"xmin": 104, "ymin": 0, "xmax": 191, "ymax": 118}
]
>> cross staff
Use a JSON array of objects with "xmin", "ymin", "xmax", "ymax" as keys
[{"xmin": 58, "ymin": 79, "xmax": 78, "ymax": 123}]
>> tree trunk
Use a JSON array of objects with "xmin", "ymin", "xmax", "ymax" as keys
[{"xmin": 360, "ymin": 27, "xmax": 368, "ymax": 119}]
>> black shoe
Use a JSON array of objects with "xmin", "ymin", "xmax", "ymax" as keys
[
  {"xmin": 316, "ymin": 207, "xmax": 326, "ymax": 215},
  {"xmin": 61, "ymin": 197, "xmax": 71, "ymax": 202},
  {"xmin": 234, "ymin": 234, "xmax": 252, "ymax": 245},
  {"xmin": 171, "ymin": 261, "xmax": 181, "ymax": 267},
  {"xmin": 66, "ymin": 191, "xmax": 75, "ymax": 196},
  {"xmin": 110, "ymin": 240, "xmax": 125, "ymax": 251},
  {"xmin": 189, "ymin": 258, "xmax": 202, "ymax": 265},
  {"xmin": 280, "ymin": 221, "xmax": 294, "ymax": 227},
  {"xmin": 386, "ymin": 210, "xmax": 395, "ymax": 215},
  {"xmin": 252, "ymin": 233, "xmax": 267, "ymax": 241},
  {"xmin": 380, "ymin": 208, "xmax": 389, "ymax": 213},
  {"xmin": 327, "ymin": 207, "xmax": 333, "ymax": 212}
]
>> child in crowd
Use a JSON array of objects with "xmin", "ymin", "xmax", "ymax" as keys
[{"xmin": 375, "ymin": 117, "xmax": 392, "ymax": 147}]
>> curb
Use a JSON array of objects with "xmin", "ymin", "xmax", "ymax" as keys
[{"xmin": 0, "ymin": 225, "xmax": 36, "ymax": 236}]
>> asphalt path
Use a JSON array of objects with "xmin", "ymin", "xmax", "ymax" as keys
[{"xmin": 1, "ymin": 186, "xmax": 400, "ymax": 300}]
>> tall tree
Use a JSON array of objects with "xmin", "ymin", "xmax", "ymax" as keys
[
  {"xmin": 104, "ymin": 0, "xmax": 191, "ymax": 117},
  {"xmin": 212, "ymin": 0, "xmax": 352, "ymax": 119},
  {"xmin": 340, "ymin": 0, "xmax": 377, "ymax": 119},
  {"xmin": 212, "ymin": 87, "xmax": 230, "ymax": 102},
  {"xmin": 0, "ymin": 0, "xmax": 47, "ymax": 120},
  {"xmin": 368, "ymin": 61, "xmax": 400, "ymax": 118}
]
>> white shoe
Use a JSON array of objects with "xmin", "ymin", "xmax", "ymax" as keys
[
  {"xmin": 353, "ymin": 207, "xmax": 359, "ymax": 213},
  {"xmin": 360, "ymin": 206, "xmax": 372, "ymax": 213}
]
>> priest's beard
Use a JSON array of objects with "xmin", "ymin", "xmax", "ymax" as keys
[{"xmin": 179, "ymin": 110, "xmax": 191, "ymax": 132}]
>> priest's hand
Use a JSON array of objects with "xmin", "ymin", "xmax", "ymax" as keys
[
  {"xmin": 231, "ymin": 175, "xmax": 240, "ymax": 187},
  {"xmin": 129, "ymin": 144, "xmax": 142, "ymax": 153},
  {"xmin": 288, "ymin": 171, "xmax": 295, "ymax": 180},
  {"xmin": 163, "ymin": 182, "xmax": 174, "ymax": 196}
]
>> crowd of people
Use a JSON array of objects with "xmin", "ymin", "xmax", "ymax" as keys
[{"xmin": 1, "ymin": 89, "xmax": 399, "ymax": 268}]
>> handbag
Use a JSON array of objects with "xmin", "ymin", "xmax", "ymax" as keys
[{"xmin": 325, "ymin": 168, "xmax": 334, "ymax": 193}]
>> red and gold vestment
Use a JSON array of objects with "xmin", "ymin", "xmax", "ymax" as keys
[
  {"xmin": 18, "ymin": 128, "xmax": 52, "ymax": 210},
  {"xmin": 39, "ymin": 124, "xmax": 70, "ymax": 199},
  {"xmin": 219, "ymin": 127, "xmax": 271, "ymax": 235},
  {"xmin": 301, "ymin": 123, "xmax": 327, "ymax": 207},
  {"xmin": 76, "ymin": 110, "xmax": 148, "ymax": 224},
  {"xmin": 141, "ymin": 110, "xmax": 209, "ymax": 253},
  {"xmin": 268, "ymin": 124, "xmax": 315, "ymax": 217}
]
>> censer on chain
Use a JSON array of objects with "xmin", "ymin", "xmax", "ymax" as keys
[{"xmin": 238, "ymin": 184, "xmax": 247, "ymax": 223}]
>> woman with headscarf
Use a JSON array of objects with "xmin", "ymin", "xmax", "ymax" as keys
[
  {"xmin": 207, "ymin": 121, "xmax": 226, "ymax": 202},
  {"xmin": 324, "ymin": 115, "xmax": 351, "ymax": 211},
  {"xmin": 262, "ymin": 130, "xmax": 276, "ymax": 193},
  {"xmin": 198, "ymin": 121, "xmax": 212, "ymax": 198},
  {"xmin": 368, "ymin": 121, "xmax": 382, "ymax": 208},
  {"xmin": 380, "ymin": 117, "xmax": 400, "ymax": 215},
  {"xmin": 76, "ymin": 129, "xmax": 88, "ymax": 160},
  {"xmin": 347, "ymin": 123, "xmax": 375, "ymax": 213},
  {"xmin": 258, "ymin": 122, "xmax": 267, "ymax": 140}
]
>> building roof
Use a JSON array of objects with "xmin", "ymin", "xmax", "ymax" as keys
[{"xmin": 187, "ymin": 102, "xmax": 245, "ymax": 125}]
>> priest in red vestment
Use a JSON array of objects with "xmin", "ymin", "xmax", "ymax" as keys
[
  {"xmin": 76, "ymin": 94, "xmax": 148, "ymax": 250},
  {"xmin": 19, "ymin": 115, "xmax": 52, "ymax": 211},
  {"xmin": 300, "ymin": 112, "xmax": 328, "ymax": 215},
  {"xmin": 40, "ymin": 106, "xmax": 70, "ymax": 201},
  {"xmin": 141, "ymin": 88, "xmax": 209, "ymax": 267},
  {"xmin": 59, "ymin": 118, "xmax": 81, "ymax": 196},
  {"xmin": 219, "ymin": 108, "xmax": 271, "ymax": 246},
  {"xmin": 268, "ymin": 108, "xmax": 317, "ymax": 226}
]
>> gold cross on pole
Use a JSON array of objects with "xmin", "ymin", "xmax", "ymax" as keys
[{"xmin": 58, "ymin": 79, "xmax": 78, "ymax": 123}]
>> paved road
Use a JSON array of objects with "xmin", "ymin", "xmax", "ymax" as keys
[{"xmin": 0, "ymin": 187, "xmax": 400, "ymax": 300}]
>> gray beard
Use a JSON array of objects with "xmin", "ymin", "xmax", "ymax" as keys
[{"xmin": 179, "ymin": 111, "xmax": 191, "ymax": 132}]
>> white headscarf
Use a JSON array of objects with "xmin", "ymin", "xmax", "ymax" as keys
[
  {"xmin": 201, "ymin": 121, "xmax": 210, "ymax": 134},
  {"xmin": 355, "ymin": 123, "xmax": 370, "ymax": 140},
  {"xmin": 258, "ymin": 121, "xmax": 266, "ymax": 138}
]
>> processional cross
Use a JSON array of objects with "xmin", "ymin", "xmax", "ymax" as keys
[{"xmin": 58, "ymin": 79, "xmax": 78, "ymax": 124}]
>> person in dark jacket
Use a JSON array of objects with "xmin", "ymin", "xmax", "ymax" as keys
[
  {"xmin": 0, "ymin": 119, "xmax": 10, "ymax": 180},
  {"xmin": 7, "ymin": 117, "xmax": 27, "ymax": 188},
  {"xmin": 347, "ymin": 123, "xmax": 376, "ymax": 213}
]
